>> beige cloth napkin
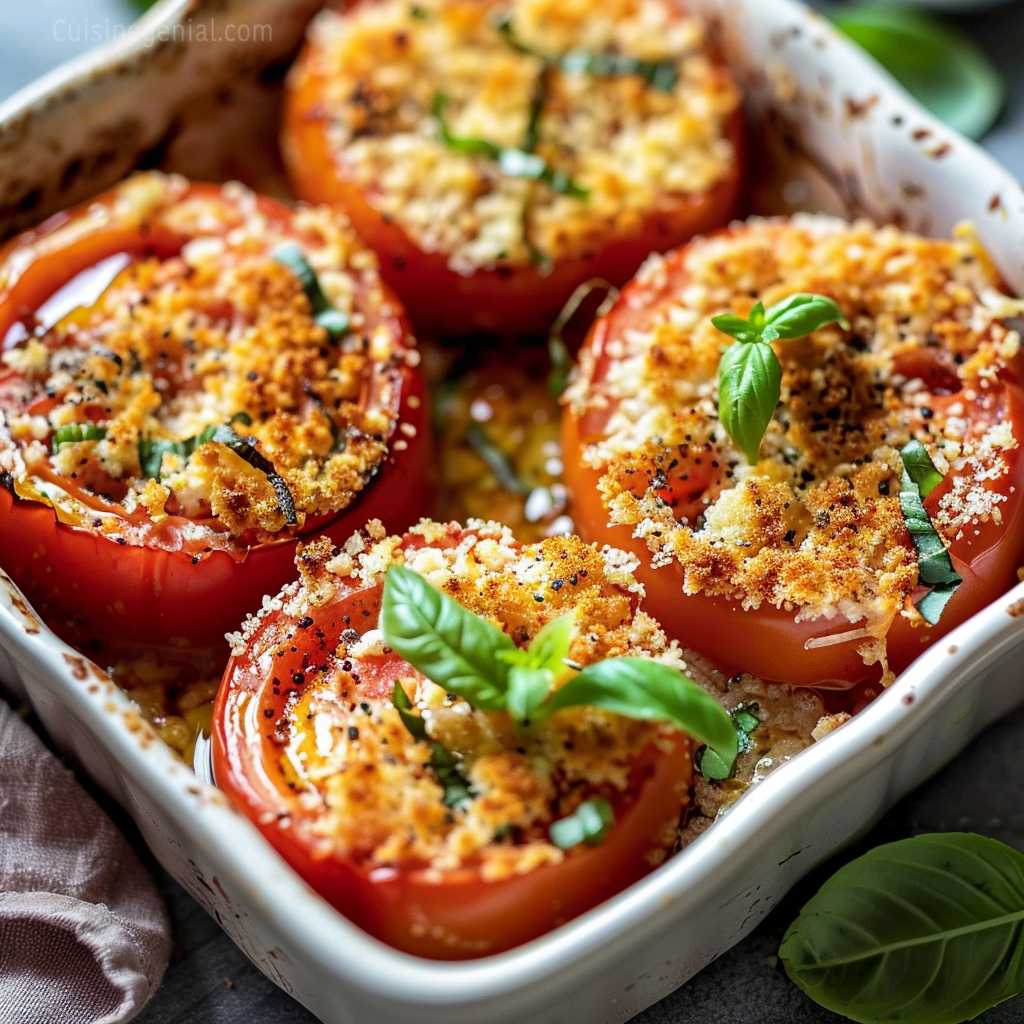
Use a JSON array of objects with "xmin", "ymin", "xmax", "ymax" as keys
[{"xmin": 0, "ymin": 697, "xmax": 170, "ymax": 1024}]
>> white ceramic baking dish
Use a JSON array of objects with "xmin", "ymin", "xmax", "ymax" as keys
[{"xmin": 3, "ymin": 1, "xmax": 1024, "ymax": 1022}]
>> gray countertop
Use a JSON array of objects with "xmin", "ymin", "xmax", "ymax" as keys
[{"xmin": 2, "ymin": 3, "xmax": 1024, "ymax": 1022}]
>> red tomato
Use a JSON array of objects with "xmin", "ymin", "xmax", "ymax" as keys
[
  {"xmin": 281, "ymin": 0, "xmax": 744, "ymax": 337},
  {"xmin": 0, "ymin": 174, "xmax": 432, "ymax": 654},
  {"xmin": 562, "ymin": 221, "xmax": 1024, "ymax": 689},
  {"xmin": 212, "ymin": 525, "xmax": 693, "ymax": 959}
]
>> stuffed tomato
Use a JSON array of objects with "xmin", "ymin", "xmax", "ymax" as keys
[
  {"xmin": 282, "ymin": 0, "xmax": 743, "ymax": 336},
  {"xmin": 563, "ymin": 216, "xmax": 1024, "ymax": 688},
  {"xmin": 212, "ymin": 519, "xmax": 725, "ymax": 959},
  {"xmin": 0, "ymin": 172, "xmax": 430, "ymax": 653}
]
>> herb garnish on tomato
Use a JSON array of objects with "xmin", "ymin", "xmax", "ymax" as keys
[{"xmin": 381, "ymin": 565, "xmax": 738, "ymax": 770}]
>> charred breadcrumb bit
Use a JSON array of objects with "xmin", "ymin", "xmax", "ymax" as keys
[
  {"xmin": 0, "ymin": 172, "xmax": 416, "ymax": 553},
  {"xmin": 289, "ymin": 0, "xmax": 740, "ymax": 270},
  {"xmin": 246, "ymin": 519, "xmax": 691, "ymax": 880},
  {"xmin": 566, "ymin": 216, "xmax": 1023, "ymax": 668}
]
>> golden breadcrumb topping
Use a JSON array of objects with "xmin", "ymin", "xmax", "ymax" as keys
[
  {"xmin": 565, "ymin": 215, "xmax": 1022, "ymax": 649},
  {"xmin": 235, "ymin": 518, "xmax": 690, "ymax": 879},
  {"xmin": 291, "ymin": 0, "xmax": 740, "ymax": 269},
  {"xmin": 0, "ymin": 172, "xmax": 416, "ymax": 552}
]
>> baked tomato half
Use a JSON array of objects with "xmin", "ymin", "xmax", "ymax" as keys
[
  {"xmin": 212, "ymin": 520, "xmax": 695, "ymax": 959},
  {"xmin": 563, "ymin": 217, "xmax": 1024, "ymax": 689},
  {"xmin": 282, "ymin": 0, "xmax": 743, "ymax": 337},
  {"xmin": 0, "ymin": 172, "xmax": 431, "ymax": 654}
]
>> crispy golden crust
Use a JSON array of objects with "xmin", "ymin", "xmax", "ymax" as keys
[
  {"xmin": 0, "ymin": 173, "xmax": 416, "ymax": 549},
  {"xmin": 567, "ymin": 216, "xmax": 1022, "ymax": 632},
  {"xmin": 291, "ymin": 0, "xmax": 740, "ymax": 269},
  {"xmin": 242, "ymin": 519, "xmax": 690, "ymax": 877}
]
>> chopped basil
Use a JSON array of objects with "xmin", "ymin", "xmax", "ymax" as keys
[
  {"xmin": 492, "ymin": 14, "xmax": 678, "ymax": 93},
  {"xmin": 547, "ymin": 278, "xmax": 619, "ymax": 397},
  {"xmin": 900, "ymin": 437, "xmax": 944, "ymax": 499},
  {"xmin": 549, "ymin": 797, "xmax": 614, "ymax": 849},
  {"xmin": 699, "ymin": 704, "xmax": 760, "ymax": 781},
  {"xmin": 431, "ymin": 93, "xmax": 588, "ymax": 198},
  {"xmin": 428, "ymin": 742, "xmax": 474, "ymax": 809},
  {"xmin": 391, "ymin": 682, "xmax": 428, "ymax": 741},
  {"xmin": 272, "ymin": 242, "xmax": 351, "ymax": 341},
  {"xmin": 898, "ymin": 441, "xmax": 962, "ymax": 625},
  {"xmin": 464, "ymin": 420, "xmax": 532, "ymax": 496},
  {"xmin": 391, "ymin": 683, "xmax": 472, "ymax": 808},
  {"xmin": 51, "ymin": 424, "xmax": 107, "ymax": 452},
  {"xmin": 138, "ymin": 414, "xmax": 296, "ymax": 526},
  {"xmin": 137, "ymin": 413, "xmax": 252, "ymax": 480}
]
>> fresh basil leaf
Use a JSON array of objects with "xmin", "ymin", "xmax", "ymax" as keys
[
  {"xmin": 525, "ymin": 609, "xmax": 576, "ymax": 673},
  {"xmin": 709, "ymin": 313, "xmax": 759, "ymax": 343},
  {"xmin": 380, "ymin": 566, "xmax": 515, "ymax": 711},
  {"xmin": 391, "ymin": 682, "xmax": 428, "ymax": 742},
  {"xmin": 734, "ymin": 707, "xmax": 760, "ymax": 735},
  {"xmin": 763, "ymin": 293, "xmax": 849, "ymax": 340},
  {"xmin": 700, "ymin": 705, "xmax": 760, "ymax": 780},
  {"xmin": 833, "ymin": 4, "xmax": 1004, "ymax": 141},
  {"xmin": 542, "ymin": 657, "xmax": 738, "ymax": 773},
  {"xmin": 898, "ymin": 443, "xmax": 962, "ymax": 624},
  {"xmin": 507, "ymin": 665, "xmax": 553, "ymax": 722},
  {"xmin": 900, "ymin": 438, "xmax": 944, "ymax": 499},
  {"xmin": 697, "ymin": 746, "xmax": 732, "ymax": 782},
  {"xmin": 493, "ymin": 15, "xmax": 678, "ymax": 93},
  {"xmin": 52, "ymin": 424, "xmax": 107, "ymax": 452},
  {"xmin": 272, "ymin": 242, "xmax": 351, "ymax": 340},
  {"xmin": 914, "ymin": 580, "xmax": 960, "ymax": 625},
  {"xmin": 780, "ymin": 832, "xmax": 1024, "ymax": 1024},
  {"xmin": 549, "ymin": 797, "xmax": 614, "ymax": 849},
  {"xmin": 717, "ymin": 339, "xmax": 783, "ymax": 465}
]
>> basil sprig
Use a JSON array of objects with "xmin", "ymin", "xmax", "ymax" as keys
[
  {"xmin": 781, "ymin": 833, "xmax": 1024, "ymax": 1024},
  {"xmin": 272, "ymin": 242, "xmax": 351, "ymax": 341},
  {"xmin": 898, "ymin": 439, "xmax": 961, "ymax": 625},
  {"xmin": 51, "ymin": 423, "xmax": 107, "ymax": 452},
  {"xmin": 431, "ymin": 93, "xmax": 589, "ymax": 198},
  {"xmin": 492, "ymin": 14, "xmax": 678, "ymax": 93},
  {"xmin": 712, "ymin": 294, "xmax": 849, "ymax": 465},
  {"xmin": 380, "ymin": 565, "xmax": 738, "ymax": 771}
]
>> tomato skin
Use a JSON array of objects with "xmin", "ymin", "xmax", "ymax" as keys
[
  {"xmin": 562, "ymin": 230, "xmax": 1024, "ymax": 689},
  {"xmin": 281, "ymin": 0, "xmax": 745, "ymax": 337},
  {"xmin": 212, "ymin": 528, "xmax": 692, "ymax": 959},
  {"xmin": 0, "ymin": 178, "xmax": 433, "ymax": 654}
]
